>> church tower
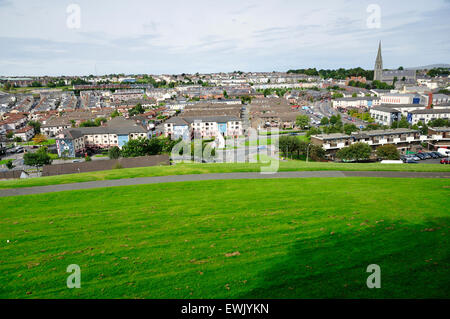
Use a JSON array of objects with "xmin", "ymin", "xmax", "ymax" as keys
[{"xmin": 374, "ymin": 41, "xmax": 383, "ymax": 81}]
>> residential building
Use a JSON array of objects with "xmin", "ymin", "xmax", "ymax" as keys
[
  {"xmin": 55, "ymin": 117, "xmax": 148, "ymax": 157},
  {"xmin": 311, "ymin": 128, "xmax": 422, "ymax": 157},
  {"xmin": 13, "ymin": 126, "xmax": 34, "ymax": 141},
  {"xmin": 407, "ymin": 109, "xmax": 450, "ymax": 125},
  {"xmin": 164, "ymin": 116, "xmax": 243, "ymax": 140},
  {"xmin": 370, "ymin": 106, "xmax": 401, "ymax": 126},
  {"xmin": 332, "ymin": 96, "xmax": 381, "ymax": 109}
]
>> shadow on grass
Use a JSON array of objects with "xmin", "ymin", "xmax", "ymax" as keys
[{"xmin": 240, "ymin": 217, "xmax": 450, "ymax": 298}]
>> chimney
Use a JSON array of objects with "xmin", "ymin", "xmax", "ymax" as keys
[{"xmin": 427, "ymin": 92, "xmax": 433, "ymax": 109}]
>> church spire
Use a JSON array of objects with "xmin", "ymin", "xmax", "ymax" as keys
[{"xmin": 374, "ymin": 41, "xmax": 383, "ymax": 81}]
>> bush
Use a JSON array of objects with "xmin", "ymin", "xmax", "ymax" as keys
[
  {"xmin": 6, "ymin": 159, "xmax": 14, "ymax": 170},
  {"xmin": 336, "ymin": 142, "xmax": 372, "ymax": 162},
  {"xmin": 376, "ymin": 144, "xmax": 400, "ymax": 160},
  {"xmin": 85, "ymin": 156, "xmax": 92, "ymax": 162},
  {"xmin": 113, "ymin": 163, "xmax": 123, "ymax": 169},
  {"xmin": 108, "ymin": 146, "xmax": 121, "ymax": 159}
]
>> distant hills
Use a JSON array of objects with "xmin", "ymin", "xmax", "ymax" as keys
[{"xmin": 405, "ymin": 64, "xmax": 450, "ymax": 70}]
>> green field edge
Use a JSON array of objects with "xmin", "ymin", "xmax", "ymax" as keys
[{"xmin": 1, "ymin": 160, "xmax": 449, "ymax": 190}]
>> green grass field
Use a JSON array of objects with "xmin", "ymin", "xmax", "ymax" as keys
[
  {"xmin": 0, "ymin": 177, "xmax": 448, "ymax": 298},
  {"xmin": 0, "ymin": 160, "xmax": 449, "ymax": 189},
  {"xmin": 20, "ymin": 139, "xmax": 56, "ymax": 146}
]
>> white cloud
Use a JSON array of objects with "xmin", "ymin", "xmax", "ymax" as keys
[{"xmin": 0, "ymin": 0, "xmax": 448, "ymax": 75}]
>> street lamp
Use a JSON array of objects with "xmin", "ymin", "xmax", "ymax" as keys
[{"xmin": 306, "ymin": 143, "xmax": 312, "ymax": 163}]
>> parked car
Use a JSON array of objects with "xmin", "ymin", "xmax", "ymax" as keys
[
  {"xmin": 421, "ymin": 152, "xmax": 431, "ymax": 159},
  {"xmin": 440, "ymin": 158, "xmax": 450, "ymax": 164},
  {"xmin": 405, "ymin": 159, "xmax": 419, "ymax": 164},
  {"xmin": 427, "ymin": 152, "xmax": 439, "ymax": 159},
  {"xmin": 416, "ymin": 153, "xmax": 426, "ymax": 160},
  {"xmin": 431, "ymin": 151, "xmax": 445, "ymax": 158}
]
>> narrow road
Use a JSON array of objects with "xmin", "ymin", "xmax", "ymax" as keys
[{"xmin": 1, "ymin": 171, "xmax": 449, "ymax": 197}]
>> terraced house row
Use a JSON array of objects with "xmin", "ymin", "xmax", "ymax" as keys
[
  {"xmin": 311, "ymin": 127, "xmax": 450, "ymax": 158},
  {"xmin": 164, "ymin": 115, "xmax": 243, "ymax": 140},
  {"xmin": 55, "ymin": 117, "xmax": 149, "ymax": 157}
]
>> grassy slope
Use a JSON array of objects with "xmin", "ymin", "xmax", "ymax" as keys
[
  {"xmin": 0, "ymin": 161, "xmax": 449, "ymax": 189},
  {"xmin": 0, "ymin": 177, "xmax": 448, "ymax": 298}
]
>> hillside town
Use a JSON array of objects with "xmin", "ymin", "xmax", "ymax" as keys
[{"xmin": 1, "ymin": 43, "xmax": 450, "ymax": 177}]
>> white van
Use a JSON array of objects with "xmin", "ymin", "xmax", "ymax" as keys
[{"xmin": 437, "ymin": 148, "xmax": 450, "ymax": 157}]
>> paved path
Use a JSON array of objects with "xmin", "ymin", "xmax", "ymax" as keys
[{"xmin": 1, "ymin": 171, "xmax": 449, "ymax": 197}]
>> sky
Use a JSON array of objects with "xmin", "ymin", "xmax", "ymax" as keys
[{"xmin": 0, "ymin": 0, "xmax": 449, "ymax": 76}]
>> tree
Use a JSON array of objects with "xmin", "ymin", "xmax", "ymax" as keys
[
  {"xmin": 343, "ymin": 123, "xmax": 358, "ymax": 135},
  {"xmin": 120, "ymin": 137, "xmax": 163, "ymax": 157},
  {"xmin": 428, "ymin": 118, "xmax": 449, "ymax": 127},
  {"xmin": 417, "ymin": 121, "xmax": 428, "ymax": 135},
  {"xmin": 5, "ymin": 159, "xmax": 14, "ymax": 170},
  {"xmin": 30, "ymin": 81, "xmax": 42, "ymax": 87},
  {"xmin": 128, "ymin": 103, "xmax": 145, "ymax": 116},
  {"xmin": 223, "ymin": 90, "xmax": 228, "ymax": 99},
  {"xmin": 3, "ymin": 82, "xmax": 11, "ymax": 91},
  {"xmin": 391, "ymin": 116, "xmax": 410, "ymax": 129},
  {"xmin": 320, "ymin": 117, "xmax": 329, "ymax": 125},
  {"xmin": 121, "ymin": 137, "xmax": 150, "ymax": 157},
  {"xmin": 79, "ymin": 120, "xmax": 97, "ymax": 127},
  {"xmin": 306, "ymin": 126, "xmax": 322, "ymax": 137},
  {"xmin": 108, "ymin": 146, "xmax": 121, "ymax": 159},
  {"xmin": 336, "ymin": 142, "xmax": 372, "ymax": 162},
  {"xmin": 376, "ymin": 144, "xmax": 400, "ymax": 160},
  {"xmin": 6, "ymin": 131, "xmax": 14, "ymax": 139},
  {"xmin": 295, "ymin": 115, "xmax": 310, "ymax": 129},
  {"xmin": 111, "ymin": 110, "xmax": 120, "ymax": 118},
  {"xmin": 28, "ymin": 120, "xmax": 41, "ymax": 134},
  {"xmin": 309, "ymin": 144, "xmax": 325, "ymax": 161},
  {"xmin": 240, "ymin": 96, "xmax": 252, "ymax": 104},
  {"xmin": 23, "ymin": 147, "xmax": 52, "ymax": 171},
  {"xmin": 32, "ymin": 134, "xmax": 47, "ymax": 144},
  {"xmin": 278, "ymin": 136, "xmax": 301, "ymax": 158},
  {"xmin": 329, "ymin": 114, "xmax": 341, "ymax": 125},
  {"xmin": 94, "ymin": 117, "xmax": 107, "ymax": 126}
]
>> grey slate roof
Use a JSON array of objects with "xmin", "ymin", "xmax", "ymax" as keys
[
  {"xmin": 409, "ymin": 109, "xmax": 450, "ymax": 114},
  {"xmin": 59, "ymin": 118, "xmax": 147, "ymax": 139}
]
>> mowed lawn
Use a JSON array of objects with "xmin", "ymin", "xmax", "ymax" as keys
[
  {"xmin": 0, "ymin": 178, "xmax": 449, "ymax": 298},
  {"xmin": 0, "ymin": 160, "xmax": 449, "ymax": 189}
]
